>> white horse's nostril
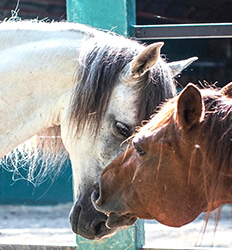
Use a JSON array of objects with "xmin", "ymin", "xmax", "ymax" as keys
[
  {"xmin": 93, "ymin": 182, "xmax": 99, "ymax": 192},
  {"xmin": 95, "ymin": 198, "xmax": 102, "ymax": 207}
]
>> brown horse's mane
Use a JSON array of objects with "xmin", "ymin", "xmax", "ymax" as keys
[
  {"xmin": 200, "ymin": 89, "xmax": 232, "ymax": 176},
  {"xmin": 193, "ymin": 88, "xmax": 232, "ymax": 234},
  {"xmin": 197, "ymin": 89, "xmax": 232, "ymax": 221}
]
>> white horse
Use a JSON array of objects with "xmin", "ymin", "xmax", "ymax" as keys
[{"xmin": 0, "ymin": 20, "xmax": 197, "ymax": 239}]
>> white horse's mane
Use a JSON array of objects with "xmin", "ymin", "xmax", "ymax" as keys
[{"xmin": 1, "ymin": 126, "xmax": 68, "ymax": 186}]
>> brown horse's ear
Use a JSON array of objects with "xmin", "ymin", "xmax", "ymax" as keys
[
  {"xmin": 176, "ymin": 83, "xmax": 203, "ymax": 131},
  {"xmin": 220, "ymin": 82, "xmax": 232, "ymax": 98},
  {"xmin": 131, "ymin": 42, "xmax": 163, "ymax": 78}
]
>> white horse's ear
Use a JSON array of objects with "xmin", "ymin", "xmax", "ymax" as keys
[
  {"xmin": 131, "ymin": 42, "xmax": 164, "ymax": 78},
  {"xmin": 168, "ymin": 57, "xmax": 198, "ymax": 77},
  {"xmin": 220, "ymin": 82, "xmax": 232, "ymax": 98},
  {"xmin": 177, "ymin": 83, "xmax": 203, "ymax": 131}
]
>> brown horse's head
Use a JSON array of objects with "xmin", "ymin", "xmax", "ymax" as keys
[{"xmin": 92, "ymin": 82, "xmax": 232, "ymax": 230}]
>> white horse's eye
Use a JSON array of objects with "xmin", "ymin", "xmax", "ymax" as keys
[{"xmin": 115, "ymin": 121, "xmax": 130, "ymax": 138}]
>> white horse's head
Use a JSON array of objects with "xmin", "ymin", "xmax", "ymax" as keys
[{"xmin": 60, "ymin": 37, "xmax": 197, "ymax": 239}]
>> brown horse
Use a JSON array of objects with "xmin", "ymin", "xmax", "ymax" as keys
[{"xmin": 92, "ymin": 82, "xmax": 232, "ymax": 230}]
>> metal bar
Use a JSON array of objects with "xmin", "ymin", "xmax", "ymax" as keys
[
  {"xmin": 0, "ymin": 245, "xmax": 76, "ymax": 250},
  {"xmin": 131, "ymin": 23, "xmax": 232, "ymax": 39},
  {"xmin": 140, "ymin": 248, "xmax": 229, "ymax": 250}
]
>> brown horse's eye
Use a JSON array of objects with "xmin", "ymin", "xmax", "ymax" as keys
[{"xmin": 134, "ymin": 142, "xmax": 146, "ymax": 156}]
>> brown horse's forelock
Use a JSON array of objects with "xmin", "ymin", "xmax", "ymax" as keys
[{"xmin": 70, "ymin": 39, "xmax": 176, "ymax": 136}]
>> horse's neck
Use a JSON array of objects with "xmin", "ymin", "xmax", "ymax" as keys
[
  {"xmin": 0, "ymin": 21, "xmax": 92, "ymax": 49},
  {"xmin": 0, "ymin": 23, "xmax": 87, "ymax": 157}
]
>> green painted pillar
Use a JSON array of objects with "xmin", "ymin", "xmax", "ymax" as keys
[
  {"xmin": 76, "ymin": 220, "xmax": 144, "ymax": 250},
  {"xmin": 66, "ymin": 0, "xmax": 135, "ymax": 36},
  {"xmin": 66, "ymin": 0, "xmax": 145, "ymax": 249}
]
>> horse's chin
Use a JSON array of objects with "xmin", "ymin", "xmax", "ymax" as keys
[{"xmin": 105, "ymin": 212, "xmax": 137, "ymax": 229}]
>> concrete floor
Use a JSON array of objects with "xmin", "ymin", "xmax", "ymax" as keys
[{"xmin": 0, "ymin": 203, "xmax": 232, "ymax": 248}]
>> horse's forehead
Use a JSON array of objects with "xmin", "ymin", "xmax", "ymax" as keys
[
  {"xmin": 133, "ymin": 119, "xmax": 170, "ymax": 149},
  {"xmin": 109, "ymin": 83, "xmax": 138, "ymax": 124}
]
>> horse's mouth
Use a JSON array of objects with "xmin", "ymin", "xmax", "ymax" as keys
[
  {"xmin": 105, "ymin": 212, "xmax": 137, "ymax": 229},
  {"xmin": 91, "ymin": 185, "xmax": 137, "ymax": 229}
]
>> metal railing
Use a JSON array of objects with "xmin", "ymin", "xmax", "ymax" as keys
[{"xmin": 131, "ymin": 23, "xmax": 232, "ymax": 39}]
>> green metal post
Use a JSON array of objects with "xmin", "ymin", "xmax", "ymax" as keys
[
  {"xmin": 66, "ymin": 0, "xmax": 145, "ymax": 249},
  {"xmin": 76, "ymin": 220, "xmax": 144, "ymax": 250},
  {"xmin": 66, "ymin": 0, "xmax": 135, "ymax": 36}
]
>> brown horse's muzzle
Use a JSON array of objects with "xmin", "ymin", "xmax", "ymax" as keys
[
  {"xmin": 91, "ymin": 181, "xmax": 137, "ymax": 229},
  {"xmin": 91, "ymin": 181, "xmax": 115, "ymax": 215}
]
